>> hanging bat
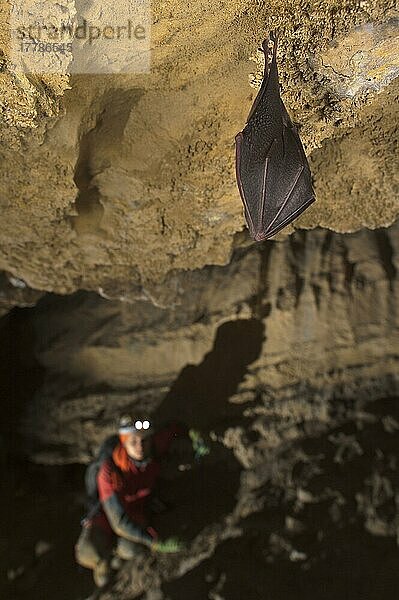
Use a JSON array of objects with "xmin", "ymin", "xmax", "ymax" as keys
[{"xmin": 235, "ymin": 33, "xmax": 315, "ymax": 241}]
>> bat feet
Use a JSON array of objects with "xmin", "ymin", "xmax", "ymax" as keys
[
  {"xmin": 261, "ymin": 38, "xmax": 269, "ymax": 54},
  {"xmin": 261, "ymin": 33, "xmax": 277, "ymax": 62}
]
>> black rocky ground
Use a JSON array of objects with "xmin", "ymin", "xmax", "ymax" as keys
[{"xmin": 2, "ymin": 393, "xmax": 399, "ymax": 600}]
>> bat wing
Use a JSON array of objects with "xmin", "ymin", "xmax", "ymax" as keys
[
  {"xmin": 236, "ymin": 118, "xmax": 315, "ymax": 241},
  {"xmin": 235, "ymin": 34, "xmax": 315, "ymax": 241}
]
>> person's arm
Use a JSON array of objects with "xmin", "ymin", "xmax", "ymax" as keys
[
  {"xmin": 153, "ymin": 421, "xmax": 188, "ymax": 457},
  {"xmin": 154, "ymin": 422, "xmax": 210, "ymax": 461},
  {"xmin": 98, "ymin": 460, "xmax": 184, "ymax": 553},
  {"xmin": 97, "ymin": 460, "xmax": 154, "ymax": 547}
]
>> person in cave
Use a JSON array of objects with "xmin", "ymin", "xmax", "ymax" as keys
[{"xmin": 74, "ymin": 414, "xmax": 206, "ymax": 588}]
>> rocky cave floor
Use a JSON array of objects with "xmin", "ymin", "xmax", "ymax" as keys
[{"xmin": 1, "ymin": 300, "xmax": 399, "ymax": 600}]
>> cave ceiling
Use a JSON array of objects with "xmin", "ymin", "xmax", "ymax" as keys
[{"xmin": 0, "ymin": 0, "xmax": 398, "ymax": 307}]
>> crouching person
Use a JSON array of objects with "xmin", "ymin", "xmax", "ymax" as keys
[{"xmin": 75, "ymin": 415, "xmax": 185, "ymax": 588}]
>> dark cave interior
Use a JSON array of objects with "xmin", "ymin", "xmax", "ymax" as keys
[{"xmin": 1, "ymin": 296, "xmax": 399, "ymax": 600}]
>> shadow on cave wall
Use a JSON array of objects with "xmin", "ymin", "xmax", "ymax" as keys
[
  {"xmin": 151, "ymin": 319, "xmax": 265, "ymax": 541},
  {"xmin": 156, "ymin": 318, "xmax": 265, "ymax": 429}
]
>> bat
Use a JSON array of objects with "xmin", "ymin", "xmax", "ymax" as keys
[{"xmin": 235, "ymin": 33, "xmax": 315, "ymax": 241}]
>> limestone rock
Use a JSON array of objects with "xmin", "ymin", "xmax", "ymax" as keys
[{"xmin": 0, "ymin": 1, "xmax": 398, "ymax": 298}]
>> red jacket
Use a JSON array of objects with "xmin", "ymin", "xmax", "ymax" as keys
[{"xmin": 92, "ymin": 423, "xmax": 185, "ymax": 545}]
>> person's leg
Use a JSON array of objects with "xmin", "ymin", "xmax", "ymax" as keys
[
  {"xmin": 112, "ymin": 537, "xmax": 154, "ymax": 593},
  {"xmin": 75, "ymin": 524, "xmax": 114, "ymax": 586},
  {"xmin": 115, "ymin": 537, "xmax": 146, "ymax": 561}
]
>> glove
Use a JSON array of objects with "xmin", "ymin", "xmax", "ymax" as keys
[
  {"xmin": 152, "ymin": 537, "xmax": 185, "ymax": 553},
  {"xmin": 189, "ymin": 429, "xmax": 210, "ymax": 460}
]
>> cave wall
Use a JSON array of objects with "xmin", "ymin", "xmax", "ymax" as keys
[
  {"xmin": 1, "ymin": 1, "xmax": 399, "ymax": 598},
  {"xmin": 0, "ymin": 1, "xmax": 398, "ymax": 304},
  {"xmin": 5, "ymin": 223, "xmax": 395, "ymax": 600},
  {"xmin": 21, "ymin": 222, "xmax": 398, "ymax": 464}
]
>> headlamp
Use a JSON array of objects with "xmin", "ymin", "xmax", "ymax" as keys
[
  {"xmin": 134, "ymin": 419, "xmax": 150, "ymax": 430},
  {"xmin": 118, "ymin": 415, "xmax": 152, "ymax": 435}
]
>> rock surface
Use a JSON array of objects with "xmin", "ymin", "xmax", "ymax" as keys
[
  {"xmin": 0, "ymin": 225, "xmax": 397, "ymax": 600},
  {"xmin": 1, "ymin": 222, "xmax": 397, "ymax": 600},
  {"xmin": 0, "ymin": 1, "xmax": 399, "ymax": 598},
  {"xmin": 23, "ymin": 223, "xmax": 398, "ymax": 466},
  {"xmin": 0, "ymin": 1, "xmax": 398, "ymax": 300}
]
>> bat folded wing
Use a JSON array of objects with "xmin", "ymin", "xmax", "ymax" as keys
[{"xmin": 236, "ymin": 121, "xmax": 315, "ymax": 241}]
